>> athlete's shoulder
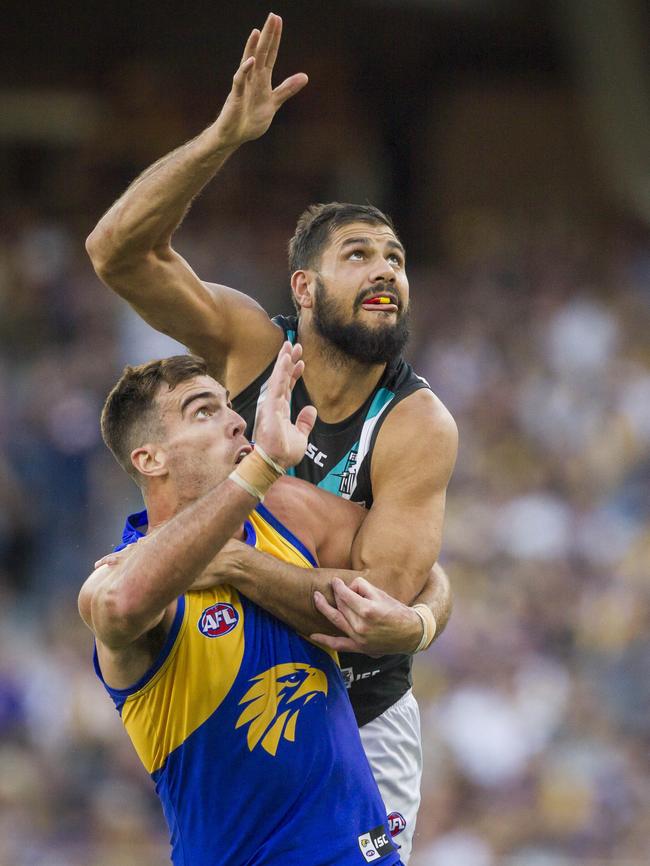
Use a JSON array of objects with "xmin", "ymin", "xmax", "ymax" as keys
[
  {"xmin": 382, "ymin": 386, "xmax": 457, "ymax": 448},
  {"xmin": 262, "ymin": 478, "xmax": 364, "ymax": 569},
  {"xmin": 231, "ymin": 314, "xmax": 296, "ymax": 409},
  {"xmin": 371, "ymin": 386, "xmax": 458, "ymax": 485}
]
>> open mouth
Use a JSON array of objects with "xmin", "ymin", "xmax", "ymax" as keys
[{"xmin": 235, "ymin": 445, "xmax": 252, "ymax": 465}]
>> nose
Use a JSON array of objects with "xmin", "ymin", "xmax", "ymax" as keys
[
  {"xmin": 228, "ymin": 409, "xmax": 247, "ymax": 439},
  {"xmin": 370, "ymin": 257, "xmax": 396, "ymax": 283}
]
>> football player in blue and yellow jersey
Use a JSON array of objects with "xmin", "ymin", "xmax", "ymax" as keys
[{"xmin": 79, "ymin": 342, "xmax": 404, "ymax": 866}]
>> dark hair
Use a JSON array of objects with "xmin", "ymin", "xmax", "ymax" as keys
[
  {"xmin": 288, "ymin": 202, "xmax": 397, "ymax": 276},
  {"xmin": 101, "ymin": 354, "xmax": 209, "ymax": 482}
]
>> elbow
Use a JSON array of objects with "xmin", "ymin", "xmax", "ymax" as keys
[
  {"xmin": 94, "ymin": 582, "xmax": 147, "ymax": 644},
  {"xmin": 364, "ymin": 567, "xmax": 422, "ymax": 605},
  {"xmin": 85, "ymin": 215, "xmax": 145, "ymax": 278},
  {"xmin": 85, "ymin": 225, "xmax": 118, "ymax": 278},
  {"xmin": 86, "ymin": 228, "xmax": 162, "ymax": 290}
]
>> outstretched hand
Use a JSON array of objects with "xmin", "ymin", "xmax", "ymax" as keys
[
  {"xmin": 213, "ymin": 13, "xmax": 308, "ymax": 149},
  {"xmin": 254, "ymin": 341, "xmax": 317, "ymax": 470}
]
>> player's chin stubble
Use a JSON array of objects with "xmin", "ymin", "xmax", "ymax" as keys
[{"xmin": 312, "ymin": 276, "xmax": 410, "ymax": 365}]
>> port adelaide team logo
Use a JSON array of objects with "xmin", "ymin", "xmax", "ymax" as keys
[{"xmin": 198, "ymin": 602, "xmax": 239, "ymax": 638}]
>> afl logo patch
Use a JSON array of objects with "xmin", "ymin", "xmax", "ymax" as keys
[
  {"xmin": 198, "ymin": 602, "xmax": 239, "ymax": 638},
  {"xmin": 387, "ymin": 812, "xmax": 406, "ymax": 837}
]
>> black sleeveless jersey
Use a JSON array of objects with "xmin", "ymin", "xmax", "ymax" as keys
[{"xmin": 233, "ymin": 315, "xmax": 431, "ymax": 727}]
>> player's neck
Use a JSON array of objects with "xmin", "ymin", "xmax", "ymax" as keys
[
  {"xmin": 298, "ymin": 326, "xmax": 386, "ymax": 424},
  {"xmin": 144, "ymin": 482, "xmax": 247, "ymax": 542},
  {"xmin": 143, "ymin": 488, "xmax": 177, "ymax": 531}
]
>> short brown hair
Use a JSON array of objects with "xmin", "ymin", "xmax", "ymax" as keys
[
  {"xmin": 288, "ymin": 202, "xmax": 397, "ymax": 276},
  {"xmin": 101, "ymin": 355, "xmax": 209, "ymax": 483}
]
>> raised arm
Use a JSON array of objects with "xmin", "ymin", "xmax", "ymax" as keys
[{"xmin": 85, "ymin": 14, "xmax": 303, "ymax": 393}]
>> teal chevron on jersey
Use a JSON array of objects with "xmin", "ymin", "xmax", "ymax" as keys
[
  {"xmin": 316, "ymin": 441, "xmax": 360, "ymax": 494},
  {"xmin": 368, "ymin": 387, "xmax": 395, "ymax": 418}
]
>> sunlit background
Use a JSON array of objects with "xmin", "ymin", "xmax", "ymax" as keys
[{"xmin": 1, "ymin": 1, "xmax": 649, "ymax": 864}]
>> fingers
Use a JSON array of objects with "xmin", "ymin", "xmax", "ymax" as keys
[
  {"xmin": 290, "ymin": 342, "xmax": 303, "ymax": 364},
  {"xmin": 266, "ymin": 341, "xmax": 293, "ymax": 397},
  {"xmin": 273, "ymin": 73, "xmax": 309, "ymax": 107},
  {"xmin": 331, "ymin": 576, "xmax": 372, "ymax": 616},
  {"xmin": 315, "ymin": 584, "xmax": 368, "ymax": 642},
  {"xmin": 268, "ymin": 341, "xmax": 304, "ymax": 397},
  {"xmin": 234, "ymin": 15, "xmax": 307, "ymax": 116},
  {"xmin": 94, "ymin": 545, "xmax": 136, "ymax": 568},
  {"xmin": 347, "ymin": 575, "xmax": 378, "ymax": 598},
  {"xmin": 94, "ymin": 553, "xmax": 119, "ymax": 569},
  {"xmin": 295, "ymin": 405, "xmax": 317, "ymax": 437},
  {"xmin": 232, "ymin": 56, "xmax": 256, "ymax": 97},
  {"xmin": 240, "ymin": 28, "xmax": 260, "ymax": 64},
  {"xmin": 289, "ymin": 359, "xmax": 304, "ymax": 389},
  {"xmin": 264, "ymin": 13, "xmax": 282, "ymax": 69},
  {"xmin": 313, "ymin": 589, "xmax": 355, "ymax": 635},
  {"xmin": 310, "ymin": 633, "xmax": 363, "ymax": 653},
  {"xmin": 256, "ymin": 12, "xmax": 280, "ymax": 68}
]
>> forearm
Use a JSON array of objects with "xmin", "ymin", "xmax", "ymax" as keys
[
  {"xmin": 87, "ymin": 125, "xmax": 236, "ymax": 270},
  {"xmin": 224, "ymin": 546, "xmax": 364, "ymax": 637},
  {"xmin": 412, "ymin": 562, "xmax": 452, "ymax": 637},
  {"xmin": 101, "ymin": 479, "xmax": 256, "ymax": 637}
]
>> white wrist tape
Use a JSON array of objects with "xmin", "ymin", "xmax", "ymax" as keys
[
  {"xmin": 411, "ymin": 603, "xmax": 437, "ymax": 653},
  {"xmin": 229, "ymin": 447, "xmax": 284, "ymax": 502},
  {"xmin": 253, "ymin": 444, "xmax": 287, "ymax": 476},
  {"xmin": 228, "ymin": 470, "xmax": 265, "ymax": 501}
]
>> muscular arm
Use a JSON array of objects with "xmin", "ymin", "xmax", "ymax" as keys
[
  {"xmin": 191, "ymin": 472, "xmax": 454, "ymax": 653},
  {"xmin": 79, "ymin": 477, "xmax": 263, "ymax": 651},
  {"xmin": 187, "ymin": 476, "xmax": 367, "ymax": 636},
  {"xmin": 305, "ymin": 389, "xmax": 457, "ymax": 654},
  {"xmin": 85, "ymin": 15, "xmax": 302, "ymax": 393},
  {"xmin": 350, "ymin": 388, "xmax": 458, "ymax": 603},
  {"xmin": 206, "ymin": 544, "xmax": 368, "ymax": 638},
  {"xmin": 413, "ymin": 562, "xmax": 452, "ymax": 636}
]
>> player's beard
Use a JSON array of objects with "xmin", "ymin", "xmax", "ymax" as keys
[{"xmin": 312, "ymin": 275, "xmax": 410, "ymax": 365}]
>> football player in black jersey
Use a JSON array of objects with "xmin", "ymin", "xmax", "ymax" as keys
[{"xmin": 86, "ymin": 14, "xmax": 457, "ymax": 862}]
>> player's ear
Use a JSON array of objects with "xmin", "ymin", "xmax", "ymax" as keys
[
  {"xmin": 291, "ymin": 270, "xmax": 314, "ymax": 310},
  {"xmin": 131, "ymin": 445, "xmax": 168, "ymax": 479}
]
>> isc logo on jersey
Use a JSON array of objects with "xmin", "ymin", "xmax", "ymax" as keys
[
  {"xmin": 305, "ymin": 443, "xmax": 327, "ymax": 467},
  {"xmin": 387, "ymin": 811, "xmax": 406, "ymax": 837},
  {"xmin": 357, "ymin": 825, "xmax": 396, "ymax": 862},
  {"xmin": 198, "ymin": 602, "xmax": 239, "ymax": 637}
]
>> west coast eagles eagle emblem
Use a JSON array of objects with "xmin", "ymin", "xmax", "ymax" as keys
[{"xmin": 235, "ymin": 663, "xmax": 328, "ymax": 756}]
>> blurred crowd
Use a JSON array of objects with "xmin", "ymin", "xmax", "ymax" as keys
[
  {"xmin": 409, "ymin": 215, "xmax": 650, "ymax": 865},
  {"xmin": 1, "ymin": 114, "xmax": 649, "ymax": 866}
]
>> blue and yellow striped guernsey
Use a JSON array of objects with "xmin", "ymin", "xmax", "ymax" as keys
[{"xmin": 94, "ymin": 504, "xmax": 401, "ymax": 866}]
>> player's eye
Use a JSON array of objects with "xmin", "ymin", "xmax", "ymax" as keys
[
  {"xmin": 388, "ymin": 253, "xmax": 403, "ymax": 266},
  {"xmin": 194, "ymin": 406, "xmax": 213, "ymax": 418},
  {"xmin": 349, "ymin": 249, "xmax": 365, "ymax": 260}
]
